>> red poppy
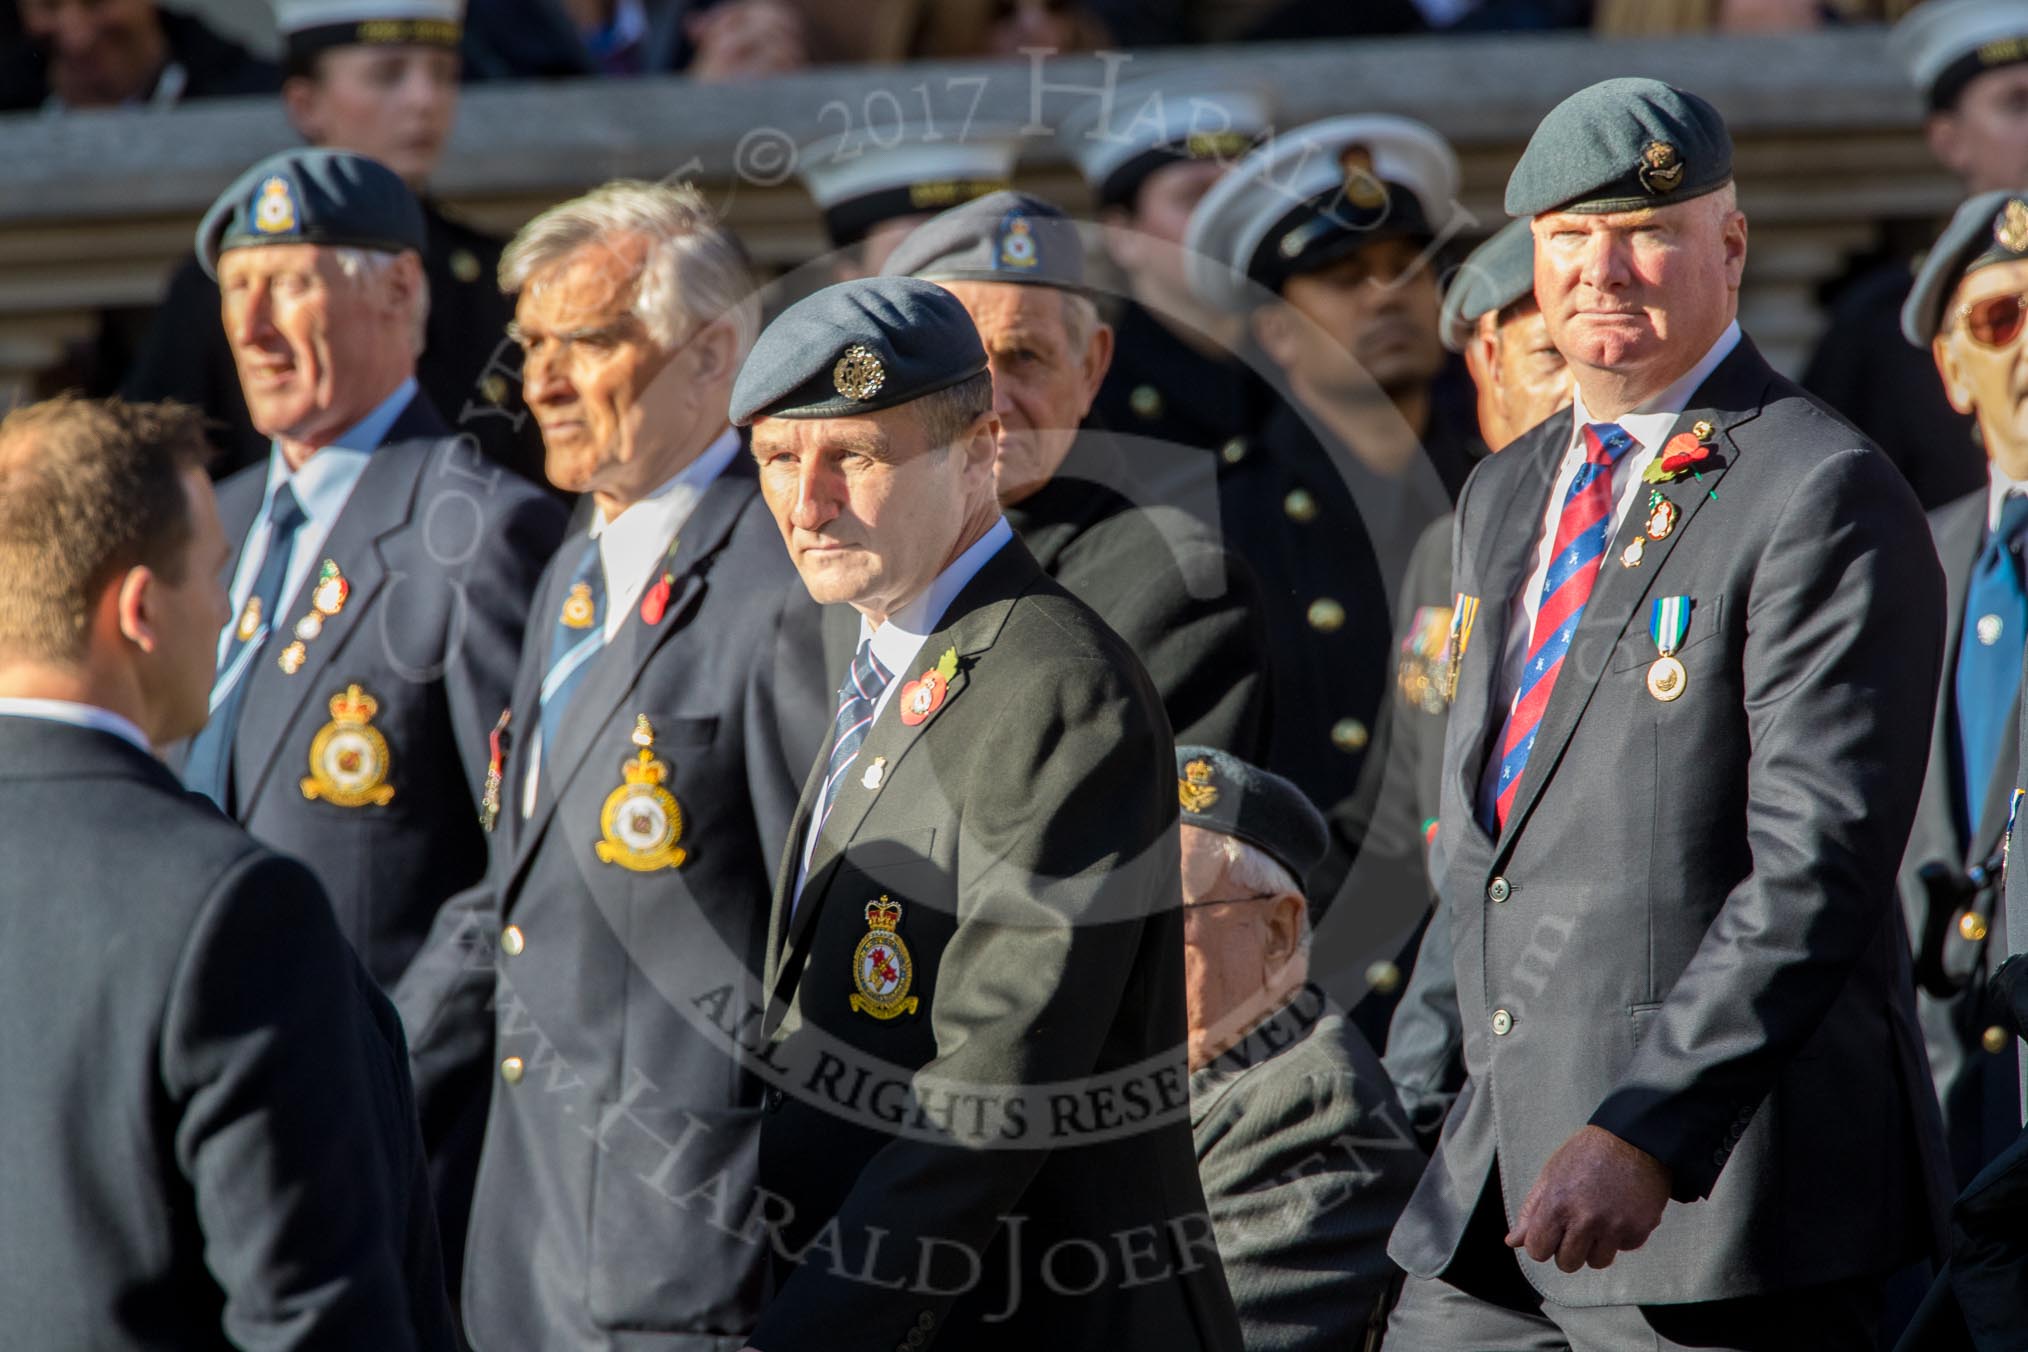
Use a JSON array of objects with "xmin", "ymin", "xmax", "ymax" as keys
[
  {"xmin": 640, "ymin": 576, "xmax": 672, "ymax": 626},
  {"xmin": 899, "ymin": 671, "xmax": 948, "ymax": 726}
]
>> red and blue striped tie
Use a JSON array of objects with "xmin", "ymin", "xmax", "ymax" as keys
[{"xmin": 1483, "ymin": 422, "xmax": 1637, "ymax": 831}]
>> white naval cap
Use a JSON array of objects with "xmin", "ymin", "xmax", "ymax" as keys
[
  {"xmin": 796, "ymin": 126, "xmax": 1025, "ymax": 248},
  {"xmin": 1056, "ymin": 80, "xmax": 1273, "ymax": 210},
  {"xmin": 1183, "ymin": 113, "xmax": 1462, "ymax": 313},
  {"xmin": 1889, "ymin": 0, "xmax": 2028, "ymax": 110},
  {"xmin": 277, "ymin": 0, "xmax": 464, "ymax": 71}
]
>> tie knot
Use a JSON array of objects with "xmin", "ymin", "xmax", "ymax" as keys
[
  {"xmin": 851, "ymin": 640, "xmax": 893, "ymax": 697},
  {"xmin": 1999, "ymin": 492, "xmax": 2028, "ymax": 546},
  {"xmin": 1582, "ymin": 422, "xmax": 1636, "ymax": 468},
  {"xmin": 266, "ymin": 483, "xmax": 306, "ymax": 536}
]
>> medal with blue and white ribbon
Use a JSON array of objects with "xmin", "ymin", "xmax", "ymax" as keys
[{"xmin": 1647, "ymin": 595, "xmax": 1692, "ymax": 702}]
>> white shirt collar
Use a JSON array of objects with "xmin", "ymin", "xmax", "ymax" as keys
[
  {"xmin": 0, "ymin": 698, "xmax": 151, "ymax": 755},
  {"xmin": 585, "ymin": 426, "xmax": 741, "ymax": 640},
  {"xmin": 1988, "ymin": 465, "xmax": 2028, "ymax": 535},
  {"xmin": 260, "ymin": 376, "xmax": 417, "ymax": 526},
  {"xmin": 1567, "ymin": 320, "xmax": 1742, "ymax": 457},
  {"xmin": 857, "ymin": 517, "xmax": 1015, "ymax": 684}
]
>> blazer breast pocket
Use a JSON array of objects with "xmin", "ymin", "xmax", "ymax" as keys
[{"xmin": 1606, "ymin": 595, "xmax": 1727, "ymax": 675}]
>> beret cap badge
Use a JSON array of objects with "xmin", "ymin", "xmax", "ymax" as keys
[
  {"xmin": 1997, "ymin": 199, "xmax": 2028, "ymax": 255},
  {"xmin": 1178, "ymin": 757, "xmax": 1220, "ymax": 814},
  {"xmin": 253, "ymin": 176, "xmax": 298, "ymax": 236},
  {"xmin": 1637, "ymin": 141, "xmax": 1685, "ymax": 196},
  {"xmin": 832, "ymin": 344, "xmax": 887, "ymax": 401}
]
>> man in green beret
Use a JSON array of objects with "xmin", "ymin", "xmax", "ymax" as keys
[
  {"xmin": 731, "ymin": 275, "xmax": 1241, "ymax": 1352},
  {"xmin": 1383, "ymin": 77, "xmax": 1949, "ymax": 1349}
]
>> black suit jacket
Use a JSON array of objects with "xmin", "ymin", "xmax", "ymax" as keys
[
  {"xmin": 0, "ymin": 716, "xmax": 452, "ymax": 1350},
  {"xmin": 980, "ymin": 431, "xmax": 1268, "ymax": 756},
  {"xmin": 1388, "ymin": 336, "xmax": 1954, "ymax": 1304},
  {"xmin": 396, "ymin": 457, "xmax": 827, "ymax": 1349},
  {"xmin": 1900, "ymin": 488, "xmax": 2024, "ymax": 1183},
  {"xmin": 752, "ymin": 536, "xmax": 1242, "ymax": 1352}
]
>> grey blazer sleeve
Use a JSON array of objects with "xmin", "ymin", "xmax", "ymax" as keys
[
  {"xmin": 1590, "ymin": 447, "xmax": 1945, "ymax": 1199},
  {"xmin": 166, "ymin": 852, "xmax": 431, "ymax": 1351}
]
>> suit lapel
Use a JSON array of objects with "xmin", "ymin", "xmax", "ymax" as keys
[
  {"xmin": 1495, "ymin": 342, "xmax": 1771, "ymax": 853},
  {"xmin": 505, "ymin": 461, "xmax": 760, "ymax": 886},
  {"xmin": 231, "ymin": 437, "xmax": 430, "ymax": 811}
]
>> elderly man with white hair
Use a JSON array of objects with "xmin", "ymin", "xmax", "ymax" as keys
[
  {"xmin": 395, "ymin": 177, "xmax": 826, "ymax": 1350},
  {"xmin": 1176, "ymin": 744, "xmax": 1423, "ymax": 1352}
]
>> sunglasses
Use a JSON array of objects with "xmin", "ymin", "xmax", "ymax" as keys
[{"xmin": 1955, "ymin": 291, "xmax": 2028, "ymax": 350}]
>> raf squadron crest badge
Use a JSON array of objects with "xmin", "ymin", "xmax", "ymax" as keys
[
  {"xmin": 850, "ymin": 895, "xmax": 920, "ymax": 1020},
  {"xmin": 300, "ymin": 683, "xmax": 396, "ymax": 807},
  {"xmin": 594, "ymin": 715, "xmax": 688, "ymax": 872},
  {"xmin": 1178, "ymin": 757, "xmax": 1220, "ymax": 814}
]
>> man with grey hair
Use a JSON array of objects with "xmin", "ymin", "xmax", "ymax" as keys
[
  {"xmin": 882, "ymin": 188, "xmax": 1269, "ymax": 758},
  {"xmin": 1176, "ymin": 745, "xmax": 1421, "ymax": 1352},
  {"xmin": 395, "ymin": 176, "xmax": 826, "ymax": 1350}
]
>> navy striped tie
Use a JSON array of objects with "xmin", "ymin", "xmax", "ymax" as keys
[
  {"xmin": 539, "ymin": 539, "xmax": 606, "ymax": 772},
  {"xmin": 815, "ymin": 640, "xmax": 892, "ymax": 835},
  {"xmin": 185, "ymin": 484, "xmax": 306, "ymax": 809}
]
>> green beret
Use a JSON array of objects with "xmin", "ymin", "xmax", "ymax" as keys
[
  {"xmin": 1440, "ymin": 218, "xmax": 1538, "ymax": 353},
  {"xmin": 197, "ymin": 148, "xmax": 425, "ymax": 280},
  {"xmin": 1505, "ymin": 77, "xmax": 1733, "ymax": 218},
  {"xmin": 1175, "ymin": 744, "xmax": 1330, "ymax": 907},
  {"xmin": 1902, "ymin": 189, "xmax": 2028, "ymax": 346},
  {"xmin": 880, "ymin": 189, "xmax": 1087, "ymax": 292},
  {"xmin": 730, "ymin": 276, "xmax": 988, "ymax": 426}
]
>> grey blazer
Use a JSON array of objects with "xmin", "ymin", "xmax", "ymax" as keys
[
  {"xmin": 395, "ymin": 457, "xmax": 827, "ymax": 1350},
  {"xmin": 1387, "ymin": 337, "xmax": 1955, "ymax": 1305}
]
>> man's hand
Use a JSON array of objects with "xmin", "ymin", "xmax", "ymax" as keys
[{"xmin": 1505, "ymin": 1125, "xmax": 1670, "ymax": 1273}]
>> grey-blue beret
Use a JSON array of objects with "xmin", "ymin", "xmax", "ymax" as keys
[
  {"xmin": 197, "ymin": 148, "xmax": 425, "ymax": 280},
  {"xmin": 1440, "ymin": 218, "xmax": 1538, "ymax": 353},
  {"xmin": 1902, "ymin": 189, "xmax": 2028, "ymax": 346},
  {"xmin": 880, "ymin": 189, "xmax": 1087, "ymax": 291},
  {"xmin": 1505, "ymin": 78, "xmax": 1733, "ymax": 218},
  {"xmin": 731, "ymin": 276, "xmax": 988, "ymax": 426},
  {"xmin": 1176, "ymin": 744, "xmax": 1331, "ymax": 904}
]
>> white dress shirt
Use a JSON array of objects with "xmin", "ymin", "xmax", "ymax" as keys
[
  {"xmin": 0, "ymin": 698, "xmax": 151, "ymax": 755},
  {"xmin": 1987, "ymin": 465, "xmax": 2028, "ymax": 534},
  {"xmin": 793, "ymin": 516, "xmax": 1015, "ymax": 898},
  {"xmin": 1489, "ymin": 322, "xmax": 1742, "ymax": 723},
  {"xmin": 520, "ymin": 428, "xmax": 743, "ymax": 815},
  {"xmin": 217, "ymin": 377, "xmax": 418, "ymax": 668}
]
